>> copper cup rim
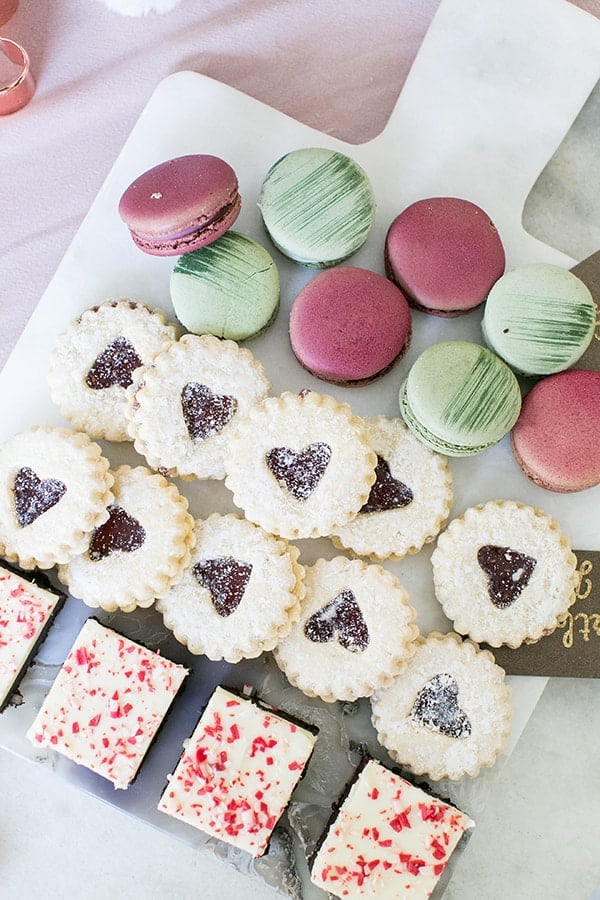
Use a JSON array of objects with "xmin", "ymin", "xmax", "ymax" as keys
[{"xmin": 0, "ymin": 36, "xmax": 31, "ymax": 95}]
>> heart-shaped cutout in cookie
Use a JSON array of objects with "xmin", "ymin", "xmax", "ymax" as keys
[
  {"xmin": 304, "ymin": 588, "xmax": 369, "ymax": 652},
  {"xmin": 477, "ymin": 544, "xmax": 537, "ymax": 609},
  {"xmin": 359, "ymin": 454, "xmax": 413, "ymax": 514},
  {"xmin": 410, "ymin": 672, "xmax": 472, "ymax": 739},
  {"xmin": 86, "ymin": 336, "xmax": 142, "ymax": 390},
  {"xmin": 266, "ymin": 442, "xmax": 332, "ymax": 501},
  {"xmin": 88, "ymin": 505, "xmax": 146, "ymax": 560},
  {"xmin": 13, "ymin": 466, "xmax": 67, "ymax": 527},
  {"xmin": 181, "ymin": 382, "xmax": 237, "ymax": 441},
  {"xmin": 193, "ymin": 556, "xmax": 252, "ymax": 617}
]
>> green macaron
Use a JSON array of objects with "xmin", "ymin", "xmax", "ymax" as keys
[
  {"xmin": 258, "ymin": 147, "xmax": 376, "ymax": 267},
  {"xmin": 170, "ymin": 231, "xmax": 280, "ymax": 341},
  {"xmin": 399, "ymin": 340, "xmax": 522, "ymax": 456},
  {"xmin": 481, "ymin": 263, "xmax": 596, "ymax": 376}
]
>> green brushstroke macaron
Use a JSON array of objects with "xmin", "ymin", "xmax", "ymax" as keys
[
  {"xmin": 170, "ymin": 231, "xmax": 280, "ymax": 341},
  {"xmin": 258, "ymin": 147, "xmax": 376, "ymax": 267},
  {"xmin": 399, "ymin": 341, "xmax": 521, "ymax": 456},
  {"xmin": 482, "ymin": 263, "xmax": 596, "ymax": 376}
]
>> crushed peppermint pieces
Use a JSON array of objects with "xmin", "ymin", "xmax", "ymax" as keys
[
  {"xmin": 25, "ymin": 618, "xmax": 187, "ymax": 789},
  {"xmin": 157, "ymin": 685, "xmax": 317, "ymax": 856},
  {"xmin": 310, "ymin": 759, "xmax": 473, "ymax": 898},
  {"xmin": 0, "ymin": 565, "xmax": 65, "ymax": 710}
]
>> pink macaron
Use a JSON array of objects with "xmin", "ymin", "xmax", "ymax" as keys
[
  {"xmin": 511, "ymin": 369, "xmax": 600, "ymax": 492},
  {"xmin": 384, "ymin": 197, "xmax": 505, "ymax": 316},
  {"xmin": 289, "ymin": 266, "xmax": 412, "ymax": 385},
  {"xmin": 118, "ymin": 154, "xmax": 241, "ymax": 257}
]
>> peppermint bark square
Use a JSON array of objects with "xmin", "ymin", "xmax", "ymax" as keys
[
  {"xmin": 26, "ymin": 618, "xmax": 187, "ymax": 789},
  {"xmin": 310, "ymin": 759, "xmax": 473, "ymax": 898},
  {"xmin": 0, "ymin": 564, "xmax": 65, "ymax": 711},
  {"xmin": 158, "ymin": 685, "xmax": 317, "ymax": 856}
]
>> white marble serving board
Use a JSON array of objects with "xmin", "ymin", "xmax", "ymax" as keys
[{"xmin": 2, "ymin": 0, "xmax": 600, "ymax": 896}]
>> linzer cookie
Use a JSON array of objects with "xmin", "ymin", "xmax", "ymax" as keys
[
  {"xmin": 224, "ymin": 391, "xmax": 377, "ymax": 540},
  {"xmin": 26, "ymin": 618, "xmax": 187, "ymax": 789},
  {"xmin": 48, "ymin": 299, "xmax": 177, "ymax": 442},
  {"xmin": 126, "ymin": 333, "xmax": 271, "ymax": 480},
  {"xmin": 0, "ymin": 426, "xmax": 114, "ymax": 570},
  {"xmin": 310, "ymin": 758, "xmax": 474, "ymax": 898},
  {"xmin": 158, "ymin": 685, "xmax": 317, "ymax": 856},
  {"xmin": 371, "ymin": 632, "xmax": 512, "ymax": 780},
  {"xmin": 273, "ymin": 556, "xmax": 418, "ymax": 703},
  {"xmin": 431, "ymin": 500, "xmax": 578, "ymax": 648},
  {"xmin": 156, "ymin": 513, "xmax": 304, "ymax": 662},
  {"xmin": 331, "ymin": 415, "xmax": 453, "ymax": 560},
  {"xmin": 57, "ymin": 466, "xmax": 195, "ymax": 613},
  {"xmin": 0, "ymin": 563, "xmax": 66, "ymax": 712}
]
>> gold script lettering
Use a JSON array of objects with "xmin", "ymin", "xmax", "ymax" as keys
[
  {"xmin": 558, "ymin": 611, "xmax": 574, "ymax": 649},
  {"xmin": 574, "ymin": 612, "xmax": 591, "ymax": 641},
  {"xmin": 575, "ymin": 559, "xmax": 593, "ymax": 601}
]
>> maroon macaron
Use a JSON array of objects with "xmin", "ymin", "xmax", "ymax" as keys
[
  {"xmin": 511, "ymin": 369, "xmax": 600, "ymax": 492},
  {"xmin": 289, "ymin": 266, "xmax": 412, "ymax": 386},
  {"xmin": 118, "ymin": 154, "xmax": 241, "ymax": 257},
  {"xmin": 384, "ymin": 197, "xmax": 505, "ymax": 316}
]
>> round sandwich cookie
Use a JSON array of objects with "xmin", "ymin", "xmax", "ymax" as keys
[
  {"xmin": 58, "ymin": 466, "xmax": 195, "ymax": 614},
  {"xmin": 156, "ymin": 513, "xmax": 305, "ymax": 663},
  {"xmin": 399, "ymin": 340, "xmax": 521, "ymax": 456},
  {"xmin": 224, "ymin": 390, "xmax": 377, "ymax": 540},
  {"xmin": 273, "ymin": 556, "xmax": 419, "ymax": 703},
  {"xmin": 48, "ymin": 299, "xmax": 178, "ymax": 442},
  {"xmin": 482, "ymin": 263, "xmax": 596, "ymax": 376},
  {"xmin": 431, "ymin": 499, "xmax": 578, "ymax": 648},
  {"xmin": 258, "ymin": 147, "xmax": 376, "ymax": 268},
  {"xmin": 126, "ymin": 333, "xmax": 271, "ymax": 481},
  {"xmin": 371, "ymin": 632, "xmax": 513, "ymax": 781},
  {"xmin": 511, "ymin": 368, "xmax": 600, "ymax": 492},
  {"xmin": 289, "ymin": 267, "xmax": 411, "ymax": 385},
  {"xmin": 331, "ymin": 415, "xmax": 453, "ymax": 561},
  {"xmin": 118, "ymin": 154, "xmax": 241, "ymax": 257},
  {"xmin": 170, "ymin": 231, "xmax": 280, "ymax": 341},
  {"xmin": 384, "ymin": 197, "xmax": 506, "ymax": 316},
  {"xmin": 0, "ymin": 426, "xmax": 114, "ymax": 570}
]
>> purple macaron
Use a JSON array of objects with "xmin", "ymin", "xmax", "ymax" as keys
[
  {"xmin": 289, "ymin": 266, "xmax": 412, "ymax": 385},
  {"xmin": 384, "ymin": 197, "xmax": 505, "ymax": 316},
  {"xmin": 118, "ymin": 154, "xmax": 241, "ymax": 257}
]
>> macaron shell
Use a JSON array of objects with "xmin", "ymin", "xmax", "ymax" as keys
[
  {"xmin": 289, "ymin": 266, "xmax": 411, "ymax": 384},
  {"xmin": 170, "ymin": 231, "xmax": 280, "ymax": 341},
  {"xmin": 511, "ymin": 369, "xmax": 600, "ymax": 492},
  {"xmin": 400, "ymin": 341, "xmax": 521, "ymax": 456},
  {"xmin": 118, "ymin": 154, "xmax": 241, "ymax": 256},
  {"xmin": 258, "ymin": 147, "xmax": 376, "ymax": 267},
  {"xmin": 482, "ymin": 263, "xmax": 596, "ymax": 375},
  {"xmin": 384, "ymin": 197, "xmax": 505, "ymax": 316}
]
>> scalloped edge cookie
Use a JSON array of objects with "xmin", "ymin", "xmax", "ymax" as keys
[
  {"xmin": 331, "ymin": 414, "xmax": 453, "ymax": 560},
  {"xmin": 431, "ymin": 499, "xmax": 578, "ymax": 647},
  {"xmin": 126, "ymin": 333, "xmax": 271, "ymax": 480},
  {"xmin": 156, "ymin": 513, "xmax": 304, "ymax": 663},
  {"xmin": 273, "ymin": 555, "xmax": 419, "ymax": 703},
  {"xmin": 0, "ymin": 426, "xmax": 114, "ymax": 570},
  {"xmin": 371, "ymin": 631, "xmax": 512, "ymax": 780},
  {"xmin": 48, "ymin": 298, "xmax": 178, "ymax": 442},
  {"xmin": 224, "ymin": 391, "xmax": 377, "ymax": 540},
  {"xmin": 57, "ymin": 465, "xmax": 195, "ymax": 613}
]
